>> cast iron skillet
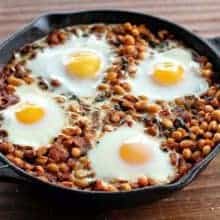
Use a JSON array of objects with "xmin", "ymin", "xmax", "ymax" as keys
[{"xmin": 0, "ymin": 10, "xmax": 220, "ymax": 209}]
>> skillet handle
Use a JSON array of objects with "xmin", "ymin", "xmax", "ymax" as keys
[
  {"xmin": 0, "ymin": 159, "xmax": 26, "ymax": 183},
  {"xmin": 207, "ymin": 37, "xmax": 220, "ymax": 53}
]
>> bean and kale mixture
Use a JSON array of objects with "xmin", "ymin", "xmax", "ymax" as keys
[{"xmin": 0, "ymin": 23, "xmax": 217, "ymax": 192}]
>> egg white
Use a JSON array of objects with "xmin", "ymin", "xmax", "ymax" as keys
[
  {"xmin": 129, "ymin": 47, "xmax": 209, "ymax": 101},
  {"xmin": 88, "ymin": 124, "xmax": 176, "ymax": 183},
  {"xmin": 26, "ymin": 34, "xmax": 115, "ymax": 97},
  {"xmin": 1, "ymin": 85, "xmax": 67, "ymax": 148}
]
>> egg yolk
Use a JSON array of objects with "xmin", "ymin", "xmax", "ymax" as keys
[
  {"xmin": 65, "ymin": 51, "xmax": 101, "ymax": 79},
  {"xmin": 152, "ymin": 62, "xmax": 184, "ymax": 86},
  {"xmin": 119, "ymin": 143, "xmax": 151, "ymax": 165},
  {"xmin": 15, "ymin": 104, "xmax": 45, "ymax": 124}
]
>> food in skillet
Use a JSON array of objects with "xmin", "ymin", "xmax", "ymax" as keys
[
  {"xmin": 26, "ymin": 31, "xmax": 116, "ymax": 97},
  {"xmin": 88, "ymin": 123, "xmax": 177, "ymax": 184},
  {"xmin": 129, "ymin": 47, "xmax": 208, "ymax": 100},
  {"xmin": 0, "ymin": 23, "xmax": 218, "ymax": 191},
  {"xmin": 1, "ymin": 85, "xmax": 68, "ymax": 147}
]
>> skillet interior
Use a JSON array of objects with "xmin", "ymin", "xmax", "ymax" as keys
[{"xmin": 0, "ymin": 10, "xmax": 220, "ymax": 209}]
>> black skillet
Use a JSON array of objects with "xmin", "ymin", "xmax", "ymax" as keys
[{"xmin": 0, "ymin": 10, "xmax": 220, "ymax": 210}]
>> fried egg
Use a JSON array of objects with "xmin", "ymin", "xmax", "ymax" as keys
[
  {"xmin": 26, "ymin": 34, "xmax": 115, "ymax": 97},
  {"xmin": 1, "ymin": 85, "xmax": 67, "ymax": 148},
  {"xmin": 129, "ymin": 47, "xmax": 208, "ymax": 100},
  {"xmin": 88, "ymin": 124, "xmax": 176, "ymax": 183}
]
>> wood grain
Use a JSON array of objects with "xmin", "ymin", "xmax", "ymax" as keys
[{"xmin": 1, "ymin": 0, "xmax": 220, "ymax": 219}]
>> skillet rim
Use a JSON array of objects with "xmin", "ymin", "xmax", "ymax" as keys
[{"xmin": 0, "ymin": 9, "xmax": 220, "ymax": 196}]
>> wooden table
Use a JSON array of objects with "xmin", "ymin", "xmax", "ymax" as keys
[{"xmin": 1, "ymin": 0, "xmax": 220, "ymax": 219}]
